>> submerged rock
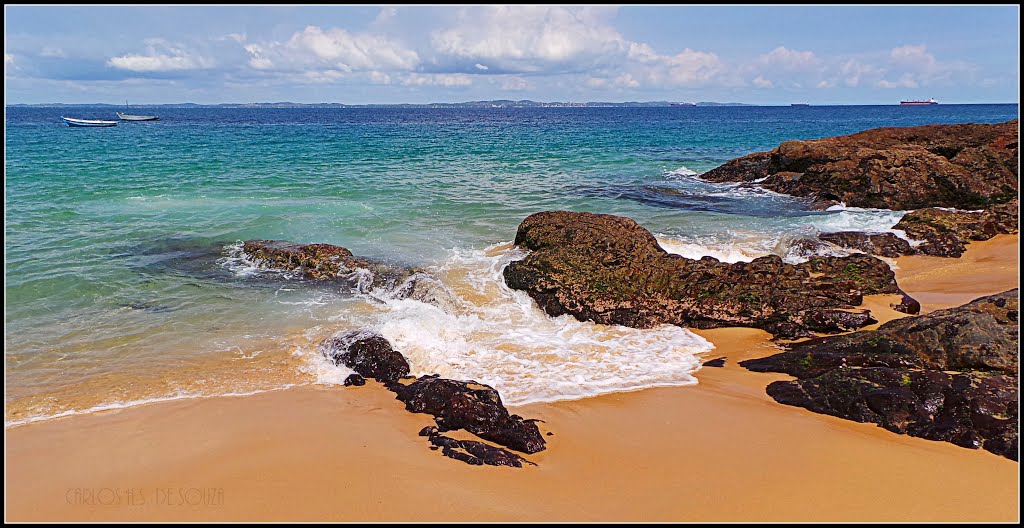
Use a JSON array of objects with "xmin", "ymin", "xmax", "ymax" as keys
[
  {"xmin": 700, "ymin": 120, "xmax": 1019, "ymax": 211},
  {"xmin": 391, "ymin": 375, "xmax": 547, "ymax": 454},
  {"xmin": 240, "ymin": 239, "xmax": 413, "ymax": 290},
  {"xmin": 240, "ymin": 240, "xmax": 463, "ymax": 309},
  {"xmin": 503, "ymin": 211, "xmax": 912, "ymax": 339},
  {"xmin": 893, "ymin": 199, "xmax": 1019, "ymax": 257},
  {"xmin": 741, "ymin": 290, "xmax": 1019, "ymax": 460},
  {"xmin": 320, "ymin": 330, "xmax": 411, "ymax": 384}
]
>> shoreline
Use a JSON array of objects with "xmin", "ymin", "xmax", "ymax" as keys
[{"xmin": 5, "ymin": 234, "xmax": 1019, "ymax": 522}]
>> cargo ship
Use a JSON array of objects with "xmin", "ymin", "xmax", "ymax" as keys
[{"xmin": 900, "ymin": 98, "xmax": 939, "ymax": 106}]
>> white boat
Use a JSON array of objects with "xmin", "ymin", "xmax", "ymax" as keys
[
  {"xmin": 116, "ymin": 111, "xmax": 160, "ymax": 121},
  {"xmin": 62, "ymin": 116, "xmax": 118, "ymax": 127}
]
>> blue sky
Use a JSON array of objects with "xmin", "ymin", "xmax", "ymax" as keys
[{"xmin": 4, "ymin": 5, "xmax": 1019, "ymax": 104}]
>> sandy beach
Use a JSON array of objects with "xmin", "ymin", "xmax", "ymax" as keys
[{"xmin": 5, "ymin": 235, "xmax": 1019, "ymax": 522}]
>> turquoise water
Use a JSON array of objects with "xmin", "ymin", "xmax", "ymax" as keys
[{"xmin": 5, "ymin": 104, "xmax": 1018, "ymax": 423}]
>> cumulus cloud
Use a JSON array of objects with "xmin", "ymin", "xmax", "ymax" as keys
[
  {"xmin": 108, "ymin": 39, "xmax": 213, "ymax": 72},
  {"xmin": 430, "ymin": 6, "xmax": 626, "ymax": 73},
  {"xmin": 757, "ymin": 46, "xmax": 819, "ymax": 71},
  {"xmin": 752, "ymin": 75, "xmax": 774, "ymax": 88},
  {"xmin": 243, "ymin": 26, "xmax": 419, "ymax": 73}
]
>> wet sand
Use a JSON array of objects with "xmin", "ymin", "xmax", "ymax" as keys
[{"xmin": 5, "ymin": 235, "xmax": 1019, "ymax": 522}]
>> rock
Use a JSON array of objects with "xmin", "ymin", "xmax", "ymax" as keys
[
  {"xmin": 427, "ymin": 434, "xmax": 536, "ymax": 468},
  {"xmin": 418, "ymin": 425, "xmax": 439, "ymax": 437},
  {"xmin": 817, "ymin": 232, "xmax": 917, "ymax": 258},
  {"xmin": 893, "ymin": 199, "xmax": 1019, "ymax": 257},
  {"xmin": 702, "ymin": 357, "xmax": 726, "ymax": 367},
  {"xmin": 891, "ymin": 291, "xmax": 922, "ymax": 315},
  {"xmin": 740, "ymin": 290, "xmax": 1019, "ymax": 460},
  {"xmin": 343, "ymin": 374, "xmax": 366, "ymax": 387},
  {"xmin": 391, "ymin": 375, "xmax": 546, "ymax": 454},
  {"xmin": 503, "ymin": 211, "xmax": 911, "ymax": 339},
  {"xmin": 700, "ymin": 121, "xmax": 1018, "ymax": 211},
  {"xmin": 241, "ymin": 239, "xmax": 416, "ymax": 291},
  {"xmin": 320, "ymin": 330, "xmax": 411, "ymax": 384}
]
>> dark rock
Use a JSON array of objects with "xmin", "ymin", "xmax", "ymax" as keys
[
  {"xmin": 392, "ymin": 375, "xmax": 546, "ymax": 454},
  {"xmin": 817, "ymin": 232, "xmax": 917, "ymax": 258},
  {"xmin": 700, "ymin": 120, "xmax": 1018, "ymax": 211},
  {"xmin": 343, "ymin": 374, "xmax": 366, "ymax": 387},
  {"xmin": 702, "ymin": 357, "xmax": 727, "ymax": 367},
  {"xmin": 891, "ymin": 291, "xmax": 922, "ymax": 315},
  {"xmin": 427, "ymin": 434, "xmax": 536, "ymax": 468},
  {"xmin": 741, "ymin": 290, "xmax": 1019, "ymax": 460},
  {"xmin": 503, "ymin": 211, "xmax": 906, "ymax": 340},
  {"xmin": 418, "ymin": 425, "xmax": 439, "ymax": 437},
  {"xmin": 320, "ymin": 331, "xmax": 411, "ymax": 383},
  {"xmin": 893, "ymin": 199, "xmax": 1019, "ymax": 257},
  {"xmin": 546, "ymin": 432, "xmax": 554, "ymax": 436}
]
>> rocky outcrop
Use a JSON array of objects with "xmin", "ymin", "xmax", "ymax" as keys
[
  {"xmin": 892, "ymin": 199, "xmax": 1019, "ymax": 257},
  {"xmin": 320, "ymin": 330, "xmax": 411, "ymax": 384},
  {"xmin": 740, "ymin": 290, "xmax": 1019, "ymax": 460},
  {"xmin": 392, "ymin": 374, "xmax": 547, "ymax": 454},
  {"xmin": 700, "ymin": 120, "xmax": 1019, "ymax": 211},
  {"xmin": 503, "ymin": 211, "xmax": 913, "ymax": 339}
]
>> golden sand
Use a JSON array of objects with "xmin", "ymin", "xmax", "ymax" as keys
[{"xmin": 5, "ymin": 235, "xmax": 1019, "ymax": 522}]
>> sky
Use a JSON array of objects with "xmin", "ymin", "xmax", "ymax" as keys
[{"xmin": 4, "ymin": 5, "xmax": 1020, "ymax": 105}]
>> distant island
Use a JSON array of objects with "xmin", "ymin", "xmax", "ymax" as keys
[{"xmin": 7, "ymin": 100, "xmax": 757, "ymax": 109}]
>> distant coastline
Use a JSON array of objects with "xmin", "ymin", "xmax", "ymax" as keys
[
  {"xmin": 7, "ymin": 100, "xmax": 1016, "ymax": 109},
  {"xmin": 7, "ymin": 100, "xmax": 756, "ymax": 109}
]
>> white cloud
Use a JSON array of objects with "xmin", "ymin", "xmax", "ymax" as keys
[
  {"xmin": 876, "ymin": 73, "xmax": 919, "ymax": 89},
  {"xmin": 752, "ymin": 75, "xmax": 774, "ymax": 88},
  {"xmin": 243, "ymin": 26, "xmax": 419, "ymax": 73},
  {"xmin": 474, "ymin": 63, "xmax": 489, "ymax": 71},
  {"xmin": 634, "ymin": 48, "xmax": 724, "ymax": 87},
  {"xmin": 757, "ymin": 46, "xmax": 819, "ymax": 71},
  {"xmin": 40, "ymin": 46, "xmax": 66, "ymax": 58},
  {"xmin": 431, "ymin": 6, "xmax": 626, "ymax": 73},
  {"xmin": 400, "ymin": 73, "xmax": 472, "ymax": 87},
  {"xmin": 839, "ymin": 58, "xmax": 883, "ymax": 87},
  {"xmin": 4, "ymin": 53, "xmax": 14, "ymax": 64},
  {"xmin": 500, "ymin": 76, "xmax": 530, "ymax": 91},
  {"xmin": 108, "ymin": 39, "xmax": 213, "ymax": 72}
]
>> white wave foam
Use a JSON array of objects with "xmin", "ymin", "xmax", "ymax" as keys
[
  {"xmin": 656, "ymin": 235, "xmax": 774, "ymax": 263},
  {"xmin": 301, "ymin": 243, "xmax": 715, "ymax": 406},
  {"xmin": 5, "ymin": 384, "xmax": 299, "ymax": 428},
  {"xmin": 666, "ymin": 165, "xmax": 698, "ymax": 177}
]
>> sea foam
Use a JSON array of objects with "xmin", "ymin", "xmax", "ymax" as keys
[{"xmin": 298, "ymin": 243, "xmax": 715, "ymax": 406}]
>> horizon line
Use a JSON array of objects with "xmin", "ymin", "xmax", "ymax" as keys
[{"xmin": 6, "ymin": 100, "xmax": 1020, "ymax": 107}]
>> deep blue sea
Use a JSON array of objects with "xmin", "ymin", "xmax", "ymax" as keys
[{"xmin": 4, "ymin": 103, "xmax": 1018, "ymax": 424}]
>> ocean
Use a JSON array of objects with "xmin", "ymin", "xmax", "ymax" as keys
[{"xmin": 5, "ymin": 103, "xmax": 1018, "ymax": 425}]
